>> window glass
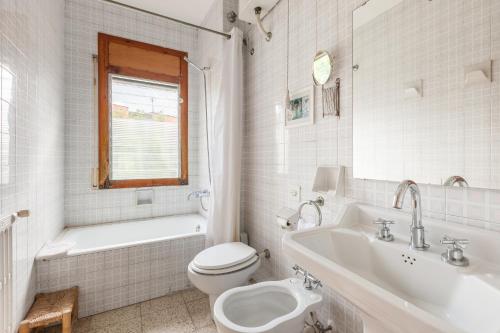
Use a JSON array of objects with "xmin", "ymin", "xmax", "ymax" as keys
[{"xmin": 109, "ymin": 75, "xmax": 180, "ymax": 180}]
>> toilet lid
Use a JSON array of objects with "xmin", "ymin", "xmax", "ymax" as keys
[
  {"xmin": 190, "ymin": 255, "xmax": 259, "ymax": 275},
  {"xmin": 192, "ymin": 242, "xmax": 257, "ymax": 270}
]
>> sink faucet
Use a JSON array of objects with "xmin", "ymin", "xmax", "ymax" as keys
[{"xmin": 392, "ymin": 180, "xmax": 429, "ymax": 251}]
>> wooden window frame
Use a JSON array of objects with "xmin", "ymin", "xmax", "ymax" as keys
[{"xmin": 98, "ymin": 33, "xmax": 189, "ymax": 189}]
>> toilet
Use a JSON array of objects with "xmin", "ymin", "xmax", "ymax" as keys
[
  {"xmin": 187, "ymin": 242, "xmax": 261, "ymax": 312},
  {"xmin": 213, "ymin": 278, "xmax": 322, "ymax": 333}
]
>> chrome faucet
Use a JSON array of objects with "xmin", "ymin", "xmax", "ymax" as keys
[
  {"xmin": 392, "ymin": 180, "xmax": 429, "ymax": 251},
  {"xmin": 187, "ymin": 189, "xmax": 210, "ymax": 200},
  {"xmin": 443, "ymin": 175, "xmax": 469, "ymax": 187},
  {"xmin": 292, "ymin": 265, "xmax": 322, "ymax": 290}
]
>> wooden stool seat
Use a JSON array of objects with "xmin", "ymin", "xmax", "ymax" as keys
[{"xmin": 19, "ymin": 287, "xmax": 78, "ymax": 333}]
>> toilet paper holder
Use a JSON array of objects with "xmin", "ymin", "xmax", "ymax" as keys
[{"xmin": 276, "ymin": 207, "xmax": 299, "ymax": 230}]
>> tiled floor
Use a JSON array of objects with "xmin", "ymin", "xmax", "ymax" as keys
[
  {"xmin": 37, "ymin": 266, "xmax": 275, "ymax": 333},
  {"xmin": 40, "ymin": 288, "xmax": 217, "ymax": 333}
]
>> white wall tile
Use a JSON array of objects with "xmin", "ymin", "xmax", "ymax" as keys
[
  {"xmin": 1, "ymin": 0, "xmax": 66, "ymax": 327},
  {"xmin": 64, "ymin": 0, "xmax": 203, "ymax": 226}
]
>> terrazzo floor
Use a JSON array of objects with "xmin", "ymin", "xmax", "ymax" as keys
[{"xmin": 40, "ymin": 287, "xmax": 217, "ymax": 333}]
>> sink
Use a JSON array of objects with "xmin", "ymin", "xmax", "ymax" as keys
[{"xmin": 282, "ymin": 203, "xmax": 500, "ymax": 333}]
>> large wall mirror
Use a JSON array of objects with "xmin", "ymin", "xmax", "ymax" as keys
[{"xmin": 353, "ymin": 0, "xmax": 498, "ymax": 189}]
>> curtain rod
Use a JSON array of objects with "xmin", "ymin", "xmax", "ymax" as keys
[{"xmin": 100, "ymin": 0, "xmax": 232, "ymax": 40}]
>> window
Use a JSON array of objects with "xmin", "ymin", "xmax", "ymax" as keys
[{"xmin": 98, "ymin": 33, "xmax": 188, "ymax": 188}]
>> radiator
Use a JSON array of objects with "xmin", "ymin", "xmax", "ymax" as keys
[{"xmin": 0, "ymin": 214, "xmax": 14, "ymax": 333}]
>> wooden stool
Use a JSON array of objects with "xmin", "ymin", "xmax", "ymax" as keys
[{"xmin": 18, "ymin": 287, "xmax": 79, "ymax": 333}]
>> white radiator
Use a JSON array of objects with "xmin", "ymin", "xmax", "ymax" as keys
[{"xmin": 0, "ymin": 214, "xmax": 14, "ymax": 333}]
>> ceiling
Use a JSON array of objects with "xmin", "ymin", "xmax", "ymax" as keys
[{"xmin": 114, "ymin": 0, "xmax": 218, "ymax": 25}]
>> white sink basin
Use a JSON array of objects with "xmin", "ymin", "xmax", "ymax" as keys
[{"xmin": 282, "ymin": 203, "xmax": 500, "ymax": 333}]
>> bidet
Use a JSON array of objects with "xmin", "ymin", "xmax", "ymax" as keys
[{"xmin": 213, "ymin": 278, "xmax": 322, "ymax": 333}]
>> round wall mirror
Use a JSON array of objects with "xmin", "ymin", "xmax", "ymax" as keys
[{"xmin": 312, "ymin": 51, "xmax": 333, "ymax": 85}]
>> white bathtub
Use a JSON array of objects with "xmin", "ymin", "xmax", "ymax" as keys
[
  {"xmin": 57, "ymin": 214, "xmax": 207, "ymax": 256},
  {"xmin": 36, "ymin": 214, "xmax": 207, "ymax": 317}
]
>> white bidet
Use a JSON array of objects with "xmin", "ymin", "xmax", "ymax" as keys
[{"xmin": 213, "ymin": 278, "xmax": 322, "ymax": 333}]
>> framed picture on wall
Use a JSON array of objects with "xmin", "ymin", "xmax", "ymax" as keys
[{"xmin": 285, "ymin": 87, "xmax": 314, "ymax": 128}]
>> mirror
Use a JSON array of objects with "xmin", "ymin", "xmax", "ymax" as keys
[
  {"xmin": 353, "ymin": 0, "xmax": 496, "ymax": 189},
  {"xmin": 313, "ymin": 51, "xmax": 333, "ymax": 86}
]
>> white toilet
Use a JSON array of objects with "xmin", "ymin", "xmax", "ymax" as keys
[
  {"xmin": 187, "ymin": 242, "xmax": 261, "ymax": 312},
  {"xmin": 213, "ymin": 278, "xmax": 322, "ymax": 333}
]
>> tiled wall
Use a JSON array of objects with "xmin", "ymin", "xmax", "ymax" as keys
[
  {"xmin": 36, "ymin": 235, "xmax": 205, "ymax": 317},
  {"xmin": 64, "ymin": 0, "xmax": 204, "ymax": 226},
  {"xmin": 241, "ymin": 0, "xmax": 500, "ymax": 332},
  {"xmin": 0, "ymin": 0, "xmax": 66, "ymax": 326}
]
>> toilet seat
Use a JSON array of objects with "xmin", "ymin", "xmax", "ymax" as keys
[
  {"xmin": 190, "ymin": 255, "xmax": 259, "ymax": 275},
  {"xmin": 193, "ymin": 242, "xmax": 256, "ymax": 269},
  {"xmin": 190, "ymin": 242, "xmax": 258, "ymax": 275}
]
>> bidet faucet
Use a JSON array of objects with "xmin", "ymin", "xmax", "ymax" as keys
[
  {"xmin": 392, "ymin": 180, "xmax": 429, "ymax": 251},
  {"xmin": 292, "ymin": 265, "xmax": 322, "ymax": 290}
]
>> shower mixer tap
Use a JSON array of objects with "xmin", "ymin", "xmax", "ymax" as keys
[{"xmin": 187, "ymin": 189, "xmax": 210, "ymax": 200}]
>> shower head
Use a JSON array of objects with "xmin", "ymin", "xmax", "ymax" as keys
[{"xmin": 184, "ymin": 57, "xmax": 209, "ymax": 72}]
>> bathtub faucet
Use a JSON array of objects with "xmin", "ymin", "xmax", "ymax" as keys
[{"xmin": 187, "ymin": 189, "xmax": 210, "ymax": 200}]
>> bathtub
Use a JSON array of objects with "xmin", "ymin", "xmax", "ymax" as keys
[
  {"xmin": 56, "ymin": 214, "xmax": 206, "ymax": 256},
  {"xmin": 36, "ymin": 214, "xmax": 207, "ymax": 317}
]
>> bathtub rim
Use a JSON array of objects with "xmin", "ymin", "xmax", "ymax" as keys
[{"xmin": 40, "ymin": 213, "xmax": 207, "ymax": 259}]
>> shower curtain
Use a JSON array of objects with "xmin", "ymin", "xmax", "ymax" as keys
[{"xmin": 207, "ymin": 28, "xmax": 243, "ymax": 246}]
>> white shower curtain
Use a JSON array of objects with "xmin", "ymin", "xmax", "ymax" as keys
[{"xmin": 207, "ymin": 28, "xmax": 243, "ymax": 246}]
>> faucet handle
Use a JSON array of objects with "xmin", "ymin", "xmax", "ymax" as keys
[
  {"xmin": 304, "ymin": 272, "xmax": 322, "ymax": 290},
  {"xmin": 374, "ymin": 218, "xmax": 394, "ymax": 225},
  {"xmin": 373, "ymin": 218, "xmax": 395, "ymax": 242},
  {"xmin": 440, "ymin": 236, "xmax": 470, "ymax": 267},
  {"xmin": 441, "ymin": 235, "xmax": 470, "ymax": 249},
  {"xmin": 292, "ymin": 264, "xmax": 306, "ymax": 276}
]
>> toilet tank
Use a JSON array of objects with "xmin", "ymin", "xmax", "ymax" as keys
[{"xmin": 238, "ymin": 0, "xmax": 279, "ymax": 23}]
